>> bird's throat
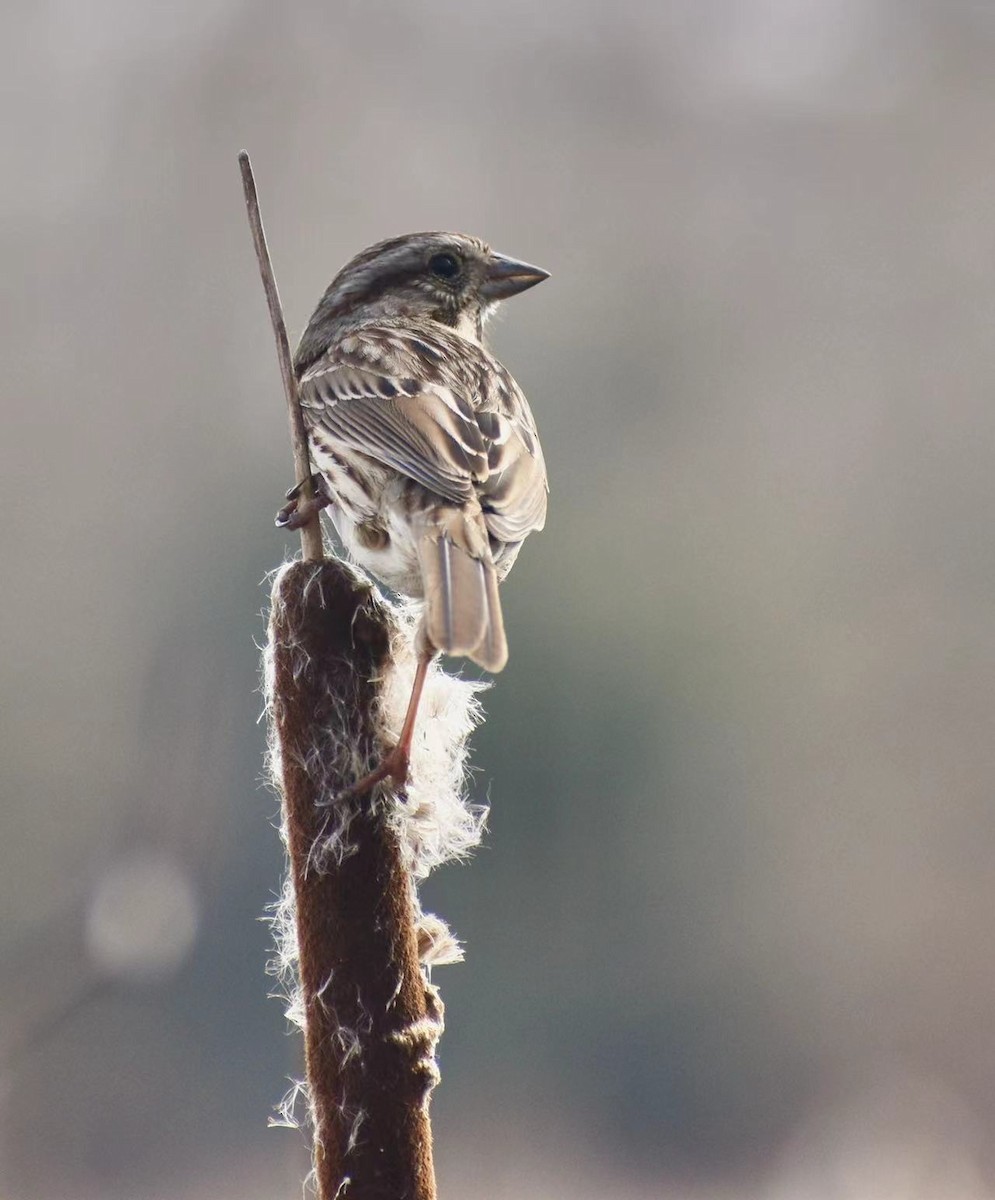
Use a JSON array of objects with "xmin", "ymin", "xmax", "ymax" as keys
[{"xmin": 450, "ymin": 307, "xmax": 484, "ymax": 345}]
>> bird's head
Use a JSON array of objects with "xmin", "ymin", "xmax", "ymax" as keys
[{"xmin": 296, "ymin": 232, "xmax": 548, "ymax": 368}]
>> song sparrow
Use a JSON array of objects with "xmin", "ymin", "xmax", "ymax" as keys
[{"xmin": 279, "ymin": 231, "xmax": 549, "ymax": 789}]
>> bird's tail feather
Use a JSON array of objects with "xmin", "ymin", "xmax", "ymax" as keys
[{"xmin": 416, "ymin": 506, "xmax": 508, "ymax": 673}]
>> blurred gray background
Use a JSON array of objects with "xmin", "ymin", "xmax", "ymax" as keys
[{"xmin": 4, "ymin": 1, "xmax": 995, "ymax": 1197}]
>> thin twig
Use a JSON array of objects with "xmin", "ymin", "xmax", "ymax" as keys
[{"xmin": 238, "ymin": 150, "xmax": 324, "ymax": 562}]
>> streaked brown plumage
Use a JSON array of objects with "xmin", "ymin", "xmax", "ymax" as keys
[{"xmin": 281, "ymin": 231, "xmax": 549, "ymax": 789}]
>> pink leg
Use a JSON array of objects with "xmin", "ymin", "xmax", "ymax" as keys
[{"xmin": 340, "ymin": 652, "xmax": 432, "ymax": 798}]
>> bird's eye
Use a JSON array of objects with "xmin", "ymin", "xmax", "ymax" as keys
[{"xmin": 428, "ymin": 252, "xmax": 462, "ymax": 280}]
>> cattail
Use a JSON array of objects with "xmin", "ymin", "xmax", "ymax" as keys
[
  {"xmin": 243, "ymin": 154, "xmax": 486, "ymax": 1197},
  {"xmin": 262, "ymin": 546, "xmax": 484, "ymax": 1199}
]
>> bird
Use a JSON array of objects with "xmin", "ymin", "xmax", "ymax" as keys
[{"xmin": 277, "ymin": 231, "xmax": 549, "ymax": 792}]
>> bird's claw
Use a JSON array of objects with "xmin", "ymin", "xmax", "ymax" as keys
[
  {"xmin": 284, "ymin": 473, "xmax": 324, "ymax": 502},
  {"xmin": 275, "ymin": 474, "xmax": 331, "ymax": 529},
  {"xmin": 336, "ymin": 744, "xmax": 411, "ymax": 803}
]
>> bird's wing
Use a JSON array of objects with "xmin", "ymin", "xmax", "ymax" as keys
[
  {"xmin": 298, "ymin": 326, "xmax": 547, "ymax": 542},
  {"xmin": 474, "ymin": 359, "xmax": 549, "ymax": 543},
  {"xmin": 298, "ymin": 348, "xmax": 488, "ymax": 505}
]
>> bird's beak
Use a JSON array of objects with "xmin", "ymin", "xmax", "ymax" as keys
[{"xmin": 481, "ymin": 252, "xmax": 550, "ymax": 300}]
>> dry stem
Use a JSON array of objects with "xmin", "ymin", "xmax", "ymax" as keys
[{"xmin": 238, "ymin": 150, "xmax": 324, "ymax": 562}]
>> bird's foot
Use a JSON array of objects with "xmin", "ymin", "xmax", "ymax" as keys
[
  {"xmin": 337, "ymin": 743, "xmax": 411, "ymax": 803},
  {"xmin": 336, "ymin": 651, "xmax": 430, "ymax": 802},
  {"xmin": 275, "ymin": 474, "xmax": 331, "ymax": 529}
]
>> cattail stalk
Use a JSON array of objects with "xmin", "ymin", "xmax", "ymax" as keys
[{"xmin": 243, "ymin": 153, "xmax": 479, "ymax": 1199}]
